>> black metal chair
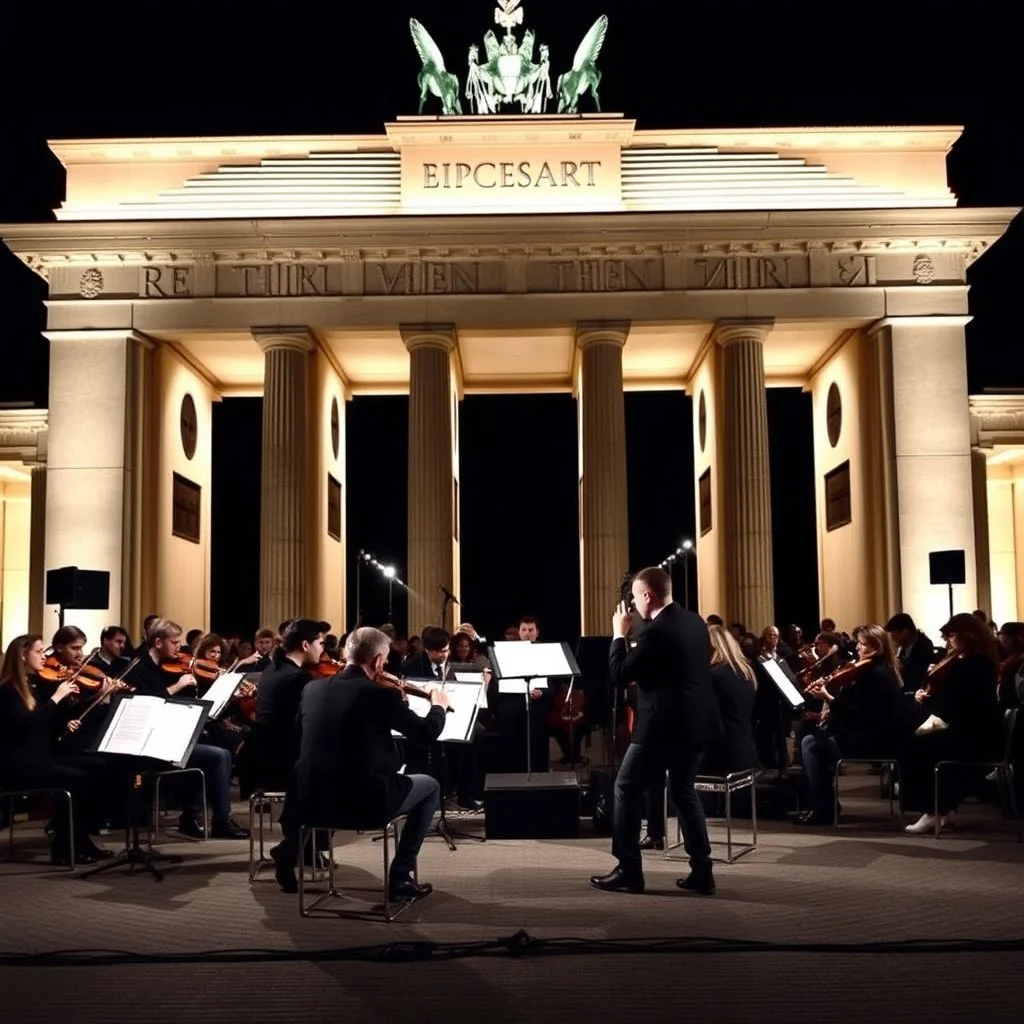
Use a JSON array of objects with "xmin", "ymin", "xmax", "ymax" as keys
[
  {"xmin": 0, "ymin": 787, "xmax": 75, "ymax": 871},
  {"xmin": 663, "ymin": 769, "xmax": 760, "ymax": 864},
  {"xmin": 933, "ymin": 708, "xmax": 1021, "ymax": 841},
  {"xmin": 834, "ymin": 757, "xmax": 905, "ymax": 829}
]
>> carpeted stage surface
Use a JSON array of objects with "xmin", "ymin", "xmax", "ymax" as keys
[{"xmin": 1, "ymin": 766, "xmax": 1021, "ymax": 1022}]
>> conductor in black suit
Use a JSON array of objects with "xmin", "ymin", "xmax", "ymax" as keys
[
  {"xmin": 591, "ymin": 566, "xmax": 722, "ymax": 896},
  {"xmin": 272, "ymin": 627, "xmax": 450, "ymax": 900}
]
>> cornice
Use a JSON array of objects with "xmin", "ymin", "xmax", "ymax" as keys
[{"xmin": 969, "ymin": 394, "xmax": 1024, "ymax": 443}]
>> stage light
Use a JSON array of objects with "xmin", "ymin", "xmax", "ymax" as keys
[{"xmin": 681, "ymin": 539, "xmax": 694, "ymax": 551}]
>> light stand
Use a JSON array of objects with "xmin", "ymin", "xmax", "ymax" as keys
[{"xmin": 947, "ymin": 583, "xmax": 955, "ymax": 622}]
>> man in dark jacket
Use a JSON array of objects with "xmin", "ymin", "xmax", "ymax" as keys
[
  {"xmin": 885, "ymin": 613, "xmax": 938, "ymax": 691},
  {"xmin": 591, "ymin": 567, "xmax": 722, "ymax": 896},
  {"xmin": 273, "ymin": 627, "xmax": 449, "ymax": 900}
]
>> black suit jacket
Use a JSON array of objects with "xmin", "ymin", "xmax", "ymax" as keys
[
  {"xmin": 899, "ymin": 632, "xmax": 937, "ymax": 692},
  {"xmin": 401, "ymin": 652, "xmax": 448, "ymax": 681},
  {"xmin": 701, "ymin": 664, "xmax": 759, "ymax": 774},
  {"xmin": 248, "ymin": 656, "xmax": 312, "ymax": 789},
  {"xmin": 289, "ymin": 665, "xmax": 446, "ymax": 828},
  {"xmin": 609, "ymin": 602, "xmax": 722, "ymax": 748}
]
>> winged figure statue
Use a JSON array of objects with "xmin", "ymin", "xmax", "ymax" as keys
[
  {"xmin": 410, "ymin": 19, "xmax": 462, "ymax": 115},
  {"xmin": 556, "ymin": 15, "xmax": 608, "ymax": 113}
]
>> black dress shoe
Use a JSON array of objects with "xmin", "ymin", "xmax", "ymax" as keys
[
  {"xmin": 676, "ymin": 872, "xmax": 716, "ymax": 896},
  {"xmin": 794, "ymin": 811, "xmax": 834, "ymax": 827},
  {"xmin": 81, "ymin": 839, "xmax": 112, "ymax": 860},
  {"xmin": 639, "ymin": 835, "xmax": 665, "ymax": 851},
  {"xmin": 590, "ymin": 866, "xmax": 645, "ymax": 893},
  {"xmin": 210, "ymin": 818, "xmax": 250, "ymax": 839},
  {"xmin": 177, "ymin": 816, "xmax": 206, "ymax": 839},
  {"xmin": 388, "ymin": 878, "xmax": 434, "ymax": 902},
  {"xmin": 51, "ymin": 849, "xmax": 99, "ymax": 867},
  {"xmin": 269, "ymin": 845, "xmax": 298, "ymax": 893}
]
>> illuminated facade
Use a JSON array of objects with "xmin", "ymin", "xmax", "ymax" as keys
[{"xmin": 1, "ymin": 117, "xmax": 1021, "ymax": 639}]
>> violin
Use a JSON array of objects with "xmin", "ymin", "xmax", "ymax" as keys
[
  {"xmin": 798, "ymin": 644, "xmax": 839, "ymax": 688},
  {"xmin": 61, "ymin": 657, "xmax": 140, "ymax": 737},
  {"xmin": 814, "ymin": 654, "xmax": 878, "ymax": 692},
  {"xmin": 924, "ymin": 650, "xmax": 962, "ymax": 694},
  {"xmin": 374, "ymin": 670, "xmax": 454, "ymax": 712},
  {"xmin": 233, "ymin": 679, "xmax": 258, "ymax": 722},
  {"xmin": 38, "ymin": 652, "xmax": 105, "ymax": 690},
  {"xmin": 312, "ymin": 653, "xmax": 344, "ymax": 679},
  {"xmin": 159, "ymin": 651, "xmax": 192, "ymax": 675},
  {"xmin": 190, "ymin": 656, "xmax": 223, "ymax": 685}
]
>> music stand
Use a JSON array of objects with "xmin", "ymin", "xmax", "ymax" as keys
[
  {"xmin": 489, "ymin": 641, "xmax": 581, "ymax": 780},
  {"xmin": 759, "ymin": 659, "xmax": 805, "ymax": 776},
  {"xmin": 84, "ymin": 693, "xmax": 210, "ymax": 882},
  {"xmin": 399, "ymin": 673, "xmax": 488, "ymax": 850}
]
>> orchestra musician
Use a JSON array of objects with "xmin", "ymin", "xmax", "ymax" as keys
[
  {"xmin": 995, "ymin": 622, "xmax": 1024, "ymax": 709},
  {"xmin": 901, "ymin": 612, "xmax": 1002, "ymax": 833},
  {"xmin": 0, "ymin": 635, "xmax": 111, "ymax": 864},
  {"xmin": 402, "ymin": 626, "xmax": 485, "ymax": 811},
  {"xmin": 89, "ymin": 626, "xmax": 132, "ymax": 677},
  {"xmin": 272, "ymin": 627, "xmax": 450, "ymax": 900},
  {"xmin": 796, "ymin": 624, "xmax": 915, "ymax": 826},
  {"xmin": 235, "ymin": 627, "xmax": 275, "ymax": 673},
  {"xmin": 126, "ymin": 618, "xmax": 249, "ymax": 839},
  {"xmin": 884, "ymin": 613, "xmax": 939, "ymax": 692},
  {"xmin": 244, "ymin": 618, "xmax": 329, "ymax": 794},
  {"xmin": 591, "ymin": 567, "xmax": 722, "ymax": 897}
]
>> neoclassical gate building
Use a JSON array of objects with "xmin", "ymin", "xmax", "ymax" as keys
[{"xmin": 2, "ymin": 117, "xmax": 1022, "ymax": 642}]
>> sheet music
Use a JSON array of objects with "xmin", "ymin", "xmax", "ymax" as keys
[
  {"xmin": 497, "ymin": 677, "xmax": 548, "ymax": 694},
  {"xmin": 97, "ymin": 695, "xmax": 207, "ymax": 765},
  {"xmin": 202, "ymin": 671, "xmax": 245, "ymax": 719},
  {"xmin": 491, "ymin": 641, "xmax": 573, "ymax": 678},
  {"xmin": 142, "ymin": 702, "xmax": 206, "ymax": 763},
  {"xmin": 392, "ymin": 680, "xmax": 484, "ymax": 743},
  {"xmin": 761, "ymin": 659, "xmax": 804, "ymax": 708},
  {"xmin": 97, "ymin": 695, "xmax": 163, "ymax": 755}
]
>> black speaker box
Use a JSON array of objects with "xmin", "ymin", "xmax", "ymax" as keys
[
  {"xmin": 484, "ymin": 772, "xmax": 580, "ymax": 839},
  {"xmin": 45, "ymin": 566, "xmax": 111, "ymax": 610},
  {"xmin": 928, "ymin": 550, "xmax": 966, "ymax": 586}
]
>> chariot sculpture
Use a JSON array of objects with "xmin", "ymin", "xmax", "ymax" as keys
[{"xmin": 410, "ymin": 2, "xmax": 608, "ymax": 116}]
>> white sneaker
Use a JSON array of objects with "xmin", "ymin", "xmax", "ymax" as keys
[{"xmin": 905, "ymin": 811, "xmax": 956, "ymax": 834}]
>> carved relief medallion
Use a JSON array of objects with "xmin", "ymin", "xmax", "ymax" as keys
[{"xmin": 180, "ymin": 393, "xmax": 198, "ymax": 460}]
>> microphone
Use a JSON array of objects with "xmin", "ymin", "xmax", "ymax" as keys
[{"xmin": 440, "ymin": 586, "xmax": 460, "ymax": 606}]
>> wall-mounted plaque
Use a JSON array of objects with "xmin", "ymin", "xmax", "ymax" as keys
[
  {"xmin": 699, "ymin": 468, "xmax": 712, "ymax": 536},
  {"xmin": 327, "ymin": 473, "xmax": 342, "ymax": 541},
  {"xmin": 172, "ymin": 473, "xmax": 201, "ymax": 544},
  {"xmin": 698, "ymin": 391, "xmax": 707, "ymax": 453},
  {"xmin": 825, "ymin": 461, "xmax": 852, "ymax": 532},
  {"xmin": 826, "ymin": 382, "xmax": 842, "ymax": 448},
  {"xmin": 330, "ymin": 397, "xmax": 340, "ymax": 460},
  {"xmin": 180, "ymin": 393, "xmax": 198, "ymax": 460}
]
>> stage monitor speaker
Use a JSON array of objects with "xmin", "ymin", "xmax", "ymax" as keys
[
  {"xmin": 484, "ymin": 772, "xmax": 580, "ymax": 839},
  {"xmin": 928, "ymin": 550, "xmax": 966, "ymax": 586},
  {"xmin": 45, "ymin": 566, "xmax": 111, "ymax": 610}
]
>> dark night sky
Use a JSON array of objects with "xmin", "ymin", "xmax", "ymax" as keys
[{"xmin": 1, "ymin": 1, "xmax": 1022, "ymax": 643}]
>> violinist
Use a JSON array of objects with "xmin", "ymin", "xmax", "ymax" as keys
[
  {"xmin": 233, "ymin": 627, "xmax": 275, "ymax": 674},
  {"xmin": 995, "ymin": 623, "xmax": 1024, "ymax": 709},
  {"xmin": 35, "ymin": 625, "xmax": 89, "ymax": 700},
  {"xmin": 187, "ymin": 633, "xmax": 250, "ymax": 754},
  {"xmin": 884, "ymin": 613, "xmax": 938, "ymax": 692},
  {"xmin": 126, "ymin": 618, "xmax": 249, "ymax": 840},
  {"xmin": 244, "ymin": 618, "xmax": 329, "ymax": 795},
  {"xmin": 0, "ymin": 635, "xmax": 111, "ymax": 864},
  {"xmin": 89, "ymin": 626, "xmax": 131, "ymax": 676},
  {"xmin": 901, "ymin": 612, "xmax": 1002, "ymax": 833},
  {"xmin": 796, "ymin": 624, "xmax": 915, "ymax": 826},
  {"xmin": 273, "ymin": 626, "xmax": 449, "ymax": 899}
]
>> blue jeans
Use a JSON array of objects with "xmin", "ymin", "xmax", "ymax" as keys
[
  {"xmin": 184, "ymin": 743, "xmax": 233, "ymax": 827},
  {"xmin": 389, "ymin": 773, "xmax": 441, "ymax": 883},
  {"xmin": 801, "ymin": 731, "xmax": 841, "ymax": 816},
  {"xmin": 613, "ymin": 742, "xmax": 711, "ymax": 875}
]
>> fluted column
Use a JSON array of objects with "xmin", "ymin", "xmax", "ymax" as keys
[
  {"xmin": 28, "ymin": 458, "xmax": 47, "ymax": 635},
  {"xmin": 716, "ymin": 320, "xmax": 775, "ymax": 632},
  {"xmin": 578, "ymin": 322, "xmax": 630, "ymax": 635},
  {"xmin": 256, "ymin": 329, "xmax": 314, "ymax": 628},
  {"xmin": 403, "ymin": 325, "xmax": 456, "ymax": 634},
  {"xmin": 971, "ymin": 446, "xmax": 993, "ymax": 617}
]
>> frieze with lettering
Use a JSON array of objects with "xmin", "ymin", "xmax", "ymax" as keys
[
  {"xmin": 363, "ymin": 261, "xmax": 501, "ymax": 295},
  {"xmin": 686, "ymin": 256, "xmax": 809, "ymax": 290}
]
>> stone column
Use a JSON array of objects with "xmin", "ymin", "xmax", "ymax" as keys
[
  {"xmin": 256, "ymin": 329, "xmax": 314, "ymax": 629},
  {"xmin": 870, "ymin": 316, "xmax": 975, "ymax": 635},
  {"xmin": 403, "ymin": 325, "xmax": 456, "ymax": 634},
  {"xmin": 971, "ymin": 446, "xmax": 993, "ymax": 618},
  {"xmin": 577, "ymin": 322, "xmax": 630, "ymax": 635},
  {"xmin": 28, "ymin": 456, "xmax": 47, "ymax": 635},
  {"xmin": 716, "ymin": 320, "xmax": 775, "ymax": 632}
]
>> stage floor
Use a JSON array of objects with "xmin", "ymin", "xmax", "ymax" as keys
[{"xmin": 1, "ymin": 766, "xmax": 1021, "ymax": 1023}]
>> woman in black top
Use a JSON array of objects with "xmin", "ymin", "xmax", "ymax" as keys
[
  {"xmin": 902, "ymin": 613, "xmax": 1003, "ymax": 833},
  {"xmin": 796, "ymin": 624, "xmax": 914, "ymax": 826},
  {"xmin": 703, "ymin": 626, "xmax": 760, "ymax": 775},
  {"xmin": 0, "ymin": 634, "xmax": 108, "ymax": 864}
]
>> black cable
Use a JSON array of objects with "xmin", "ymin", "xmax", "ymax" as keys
[{"xmin": 3, "ymin": 930, "xmax": 1024, "ymax": 967}]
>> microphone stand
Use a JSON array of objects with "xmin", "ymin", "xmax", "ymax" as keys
[{"xmin": 439, "ymin": 587, "xmax": 457, "ymax": 628}]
